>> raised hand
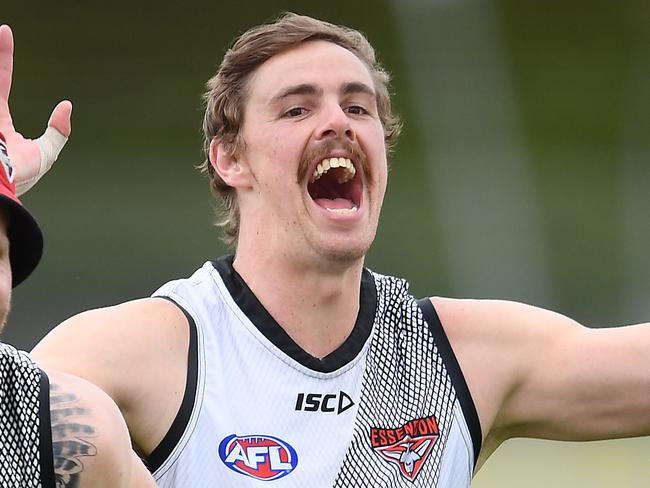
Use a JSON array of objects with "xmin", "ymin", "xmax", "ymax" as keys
[{"xmin": 0, "ymin": 24, "xmax": 71, "ymax": 195}]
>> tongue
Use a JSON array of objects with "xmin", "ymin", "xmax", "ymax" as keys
[{"xmin": 314, "ymin": 197, "xmax": 354, "ymax": 210}]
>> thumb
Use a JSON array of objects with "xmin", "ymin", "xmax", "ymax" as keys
[
  {"xmin": 47, "ymin": 100, "xmax": 72, "ymax": 137},
  {"xmin": 15, "ymin": 102, "xmax": 71, "ymax": 196}
]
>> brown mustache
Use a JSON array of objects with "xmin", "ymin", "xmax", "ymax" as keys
[{"xmin": 297, "ymin": 138, "xmax": 369, "ymax": 184}]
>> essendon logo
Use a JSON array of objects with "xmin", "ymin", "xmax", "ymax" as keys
[{"xmin": 370, "ymin": 415, "xmax": 439, "ymax": 481}]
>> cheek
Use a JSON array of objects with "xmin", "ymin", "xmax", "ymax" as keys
[
  {"xmin": 270, "ymin": 126, "xmax": 309, "ymax": 160},
  {"xmin": 242, "ymin": 124, "xmax": 305, "ymax": 173},
  {"xmin": 0, "ymin": 260, "xmax": 11, "ymax": 294},
  {"xmin": 362, "ymin": 127, "xmax": 388, "ymax": 179}
]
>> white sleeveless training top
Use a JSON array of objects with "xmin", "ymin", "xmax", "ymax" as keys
[{"xmin": 148, "ymin": 256, "xmax": 481, "ymax": 487}]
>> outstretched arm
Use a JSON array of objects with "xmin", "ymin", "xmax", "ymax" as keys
[
  {"xmin": 0, "ymin": 24, "xmax": 70, "ymax": 194},
  {"xmin": 433, "ymin": 297, "xmax": 650, "ymax": 467}
]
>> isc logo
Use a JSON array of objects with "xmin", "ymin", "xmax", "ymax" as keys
[
  {"xmin": 294, "ymin": 391, "xmax": 355, "ymax": 415},
  {"xmin": 219, "ymin": 434, "xmax": 298, "ymax": 481}
]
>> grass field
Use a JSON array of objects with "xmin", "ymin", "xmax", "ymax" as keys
[{"xmin": 473, "ymin": 437, "xmax": 650, "ymax": 487}]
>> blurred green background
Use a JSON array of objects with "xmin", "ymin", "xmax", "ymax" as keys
[{"xmin": 3, "ymin": 1, "xmax": 650, "ymax": 486}]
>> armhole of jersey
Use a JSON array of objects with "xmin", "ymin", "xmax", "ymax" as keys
[
  {"xmin": 416, "ymin": 298, "xmax": 482, "ymax": 467},
  {"xmin": 38, "ymin": 368, "xmax": 55, "ymax": 488},
  {"xmin": 145, "ymin": 296, "xmax": 199, "ymax": 473}
]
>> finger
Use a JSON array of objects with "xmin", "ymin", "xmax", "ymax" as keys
[
  {"xmin": 0, "ymin": 25, "xmax": 14, "ymax": 121},
  {"xmin": 48, "ymin": 100, "xmax": 73, "ymax": 137}
]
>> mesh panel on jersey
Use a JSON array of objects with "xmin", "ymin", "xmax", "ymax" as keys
[
  {"xmin": 333, "ymin": 275, "xmax": 457, "ymax": 488},
  {"xmin": 0, "ymin": 344, "xmax": 43, "ymax": 488}
]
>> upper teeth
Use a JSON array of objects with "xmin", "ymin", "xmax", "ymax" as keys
[{"xmin": 311, "ymin": 157, "xmax": 356, "ymax": 183}]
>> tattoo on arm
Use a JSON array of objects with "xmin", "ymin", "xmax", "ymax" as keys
[{"xmin": 49, "ymin": 382, "xmax": 98, "ymax": 488}]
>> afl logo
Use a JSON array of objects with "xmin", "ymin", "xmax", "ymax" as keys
[{"xmin": 219, "ymin": 434, "xmax": 298, "ymax": 481}]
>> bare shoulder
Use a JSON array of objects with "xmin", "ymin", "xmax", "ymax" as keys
[
  {"xmin": 47, "ymin": 370, "xmax": 156, "ymax": 487},
  {"xmin": 428, "ymin": 297, "xmax": 585, "ymax": 449},
  {"xmin": 430, "ymin": 296, "xmax": 581, "ymax": 350},
  {"xmin": 33, "ymin": 298, "xmax": 189, "ymax": 456},
  {"xmin": 32, "ymin": 298, "xmax": 188, "ymax": 397}
]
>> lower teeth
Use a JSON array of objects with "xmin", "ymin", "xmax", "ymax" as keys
[{"xmin": 325, "ymin": 206, "xmax": 358, "ymax": 214}]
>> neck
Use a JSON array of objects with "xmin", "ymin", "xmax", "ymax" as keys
[{"xmin": 232, "ymin": 247, "xmax": 365, "ymax": 359}]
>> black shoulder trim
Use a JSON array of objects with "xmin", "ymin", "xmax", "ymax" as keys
[
  {"xmin": 38, "ymin": 368, "xmax": 55, "ymax": 488},
  {"xmin": 416, "ymin": 298, "xmax": 482, "ymax": 467},
  {"xmin": 145, "ymin": 297, "xmax": 199, "ymax": 473},
  {"xmin": 212, "ymin": 255, "xmax": 376, "ymax": 373}
]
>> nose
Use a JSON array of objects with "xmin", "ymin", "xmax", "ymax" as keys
[{"xmin": 315, "ymin": 102, "xmax": 355, "ymax": 142}]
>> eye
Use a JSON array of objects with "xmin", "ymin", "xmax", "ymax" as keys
[
  {"xmin": 345, "ymin": 105, "xmax": 369, "ymax": 116},
  {"xmin": 284, "ymin": 107, "xmax": 308, "ymax": 118}
]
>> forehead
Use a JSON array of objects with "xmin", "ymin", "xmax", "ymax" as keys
[{"xmin": 246, "ymin": 40, "xmax": 375, "ymax": 104}]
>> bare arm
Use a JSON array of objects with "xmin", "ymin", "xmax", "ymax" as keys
[
  {"xmin": 33, "ymin": 298, "xmax": 190, "ymax": 457},
  {"xmin": 433, "ymin": 297, "xmax": 650, "ymax": 465},
  {"xmin": 47, "ymin": 370, "xmax": 157, "ymax": 487}
]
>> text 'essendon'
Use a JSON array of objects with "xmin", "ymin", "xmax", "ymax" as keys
[{"xmin": 370, "ymin": 415, "xmax": 439, "ymax": 448}]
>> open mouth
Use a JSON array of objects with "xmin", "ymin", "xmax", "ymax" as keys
[{"xmin": 307, "ymin": 157, "xmax": 362, "ymax": 214}]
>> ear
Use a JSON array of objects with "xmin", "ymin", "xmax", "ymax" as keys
[{"xmin": 209, "ymin": 138, "xmax": 252, "ymax": 188}]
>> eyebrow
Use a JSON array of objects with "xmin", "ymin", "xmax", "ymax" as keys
[
  {"xmin": 271, "ymin": 83, "xmax": 323, "ymax": 104},
  {"xmin": 269, "ymin": 81, "xmax": 376, "ymax": 105},
  {"xmin": 341, "ymin": 81, "xmax": 376, "ymax": 98}
]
